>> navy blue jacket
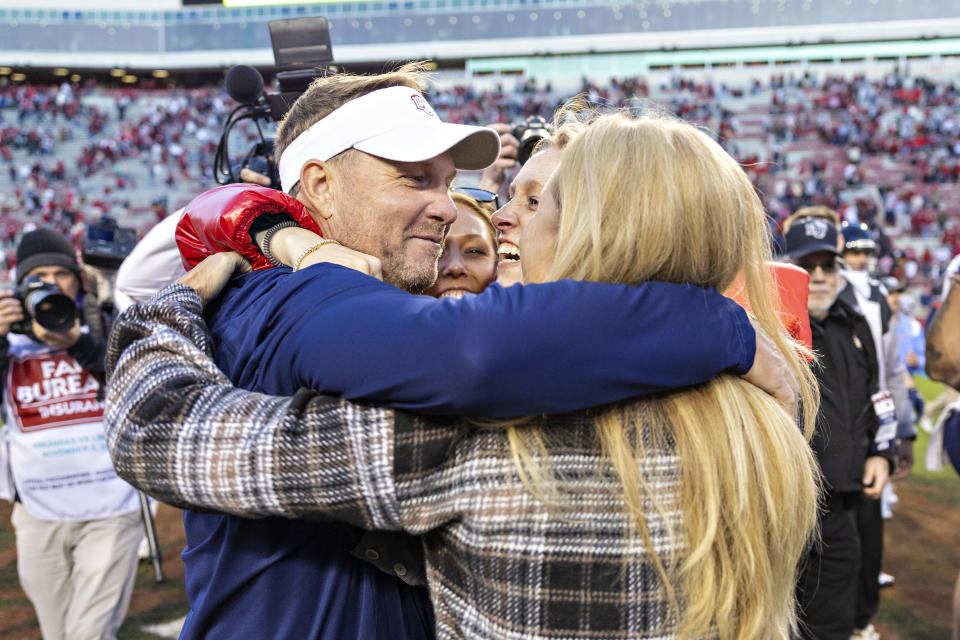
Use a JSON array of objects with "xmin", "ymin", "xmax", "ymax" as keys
[{"xmin": 178, "ymin": 264, "xmax": 756, "ymax": 640}]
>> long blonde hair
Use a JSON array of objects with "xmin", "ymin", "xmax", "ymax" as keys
[{"xmin": 510, "ymin": 112, "xmax": 821, "ymax": 639}]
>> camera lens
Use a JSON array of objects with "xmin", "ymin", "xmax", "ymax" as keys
[{"xmin": 25, "ymin": 289, "xmax": 77, "ymax": 332}]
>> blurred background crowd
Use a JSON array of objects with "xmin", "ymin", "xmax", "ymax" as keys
[
  {"xmin": 4, "ymin": 68, "xmax": 960, "ymax": 323},
  {"xmin": 2, "ymin": 0, "xmax": 960, "ymax": 637}
]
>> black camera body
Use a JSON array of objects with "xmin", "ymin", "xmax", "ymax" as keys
[
  {"xmin": 82, "ymin": 217, "xmax": 138, "ymax": 270},
  {"xmin": 215, "ymin": 17, "xmax": 335, "ymax": 190},
  {"xmin": 8, "ymin": 276, "xmax": 77, "ymax": 335},
  {"xmin": 512, "ymin": 116, "xmax": 554, "ymax": 166}
]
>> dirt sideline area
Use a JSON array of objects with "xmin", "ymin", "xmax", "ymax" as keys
[{"xmin": 0, "ymin": 500, "xmax": 189, "ymax": 639}]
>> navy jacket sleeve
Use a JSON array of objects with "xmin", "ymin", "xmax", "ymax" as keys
[{"xmin": 210, "ymin": 265, "xmax": 756, "ymax": 418}]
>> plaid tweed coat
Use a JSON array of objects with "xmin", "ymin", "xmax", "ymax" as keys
[{"xmin": 104, "ymin": 284, "xmax": 687, "ymax": 639}]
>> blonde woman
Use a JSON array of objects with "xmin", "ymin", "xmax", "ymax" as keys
[{"xmin": 106, "ymin": 112, "xmax": 820, "ymax": 639}]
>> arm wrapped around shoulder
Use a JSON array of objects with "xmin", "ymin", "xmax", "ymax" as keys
[
  {"xmin": 103, "ymin": 283, "xmax": 400, "ymax": 524},
  {"xmin": 175, "ymin": 184, "xmax": 322, "ymax": 271}
]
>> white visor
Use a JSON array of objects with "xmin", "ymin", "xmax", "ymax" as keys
[{"xmin": 278, "ymin": 86, "xmax": 501, "ymax": 192}]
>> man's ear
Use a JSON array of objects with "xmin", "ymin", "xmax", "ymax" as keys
[{"xmin": 297, "ymin": 159, "xmax": 336, "ymax": 222}]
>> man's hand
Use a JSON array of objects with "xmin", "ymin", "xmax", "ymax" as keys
[
  {"xmin": 239, "ymin": 168, "xmax": 272, "ymax": 187},
  {"xmin": 298, "ymin": 243, "xmax": 382, "ymax": 280},
  {"xmin": 862, "ymin": 456, "xmax": 890, "ymax": 499},
  {"xmin": 740, "ymin": 324, "xmax": 799, "ymax": 415},
  {"xmin": 32, "ymin": 319, "xmax": 82, "ymax": 350},
  {"xmin": 892, "ymin": 438, "xmax": 915, "ymax": 481},
  {"xmin": 0, "ymin": 292, "xmax": 24, "ymax": 338},
  {"xmin": 477, "ymin": 123, "xmax": 519, "ymax": 194},
  {"xmin": 177, "ymin": 252, "xmax": 252, "ymax": 305}
]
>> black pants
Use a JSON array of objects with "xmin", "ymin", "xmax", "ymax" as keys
[
  {"xmin": 855, "ymin": 495, "xmax": 883, "ymax": 628},
  {"xmin": 797, "ymin": 492, "xmax": 861, "ymax": 640}
]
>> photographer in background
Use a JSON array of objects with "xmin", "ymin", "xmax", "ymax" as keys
[
  {"xmin": 476, "ymin": 117, "xmax": 551, "ymax": 196},
  {"xmin": 0, "ymin": 228, "xmax": 141, "ymax": 640}
]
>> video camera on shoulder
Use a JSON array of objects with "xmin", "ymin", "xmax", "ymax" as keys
[
  {"xmin": 82, "ymin": 217, "xmax": 138, "ymax": 270},
  {"xmin": 512, "ymin": 116, "xmax": 554, "ymax": 166},
  {"xmin": 214, "ymin": 17, "xmax": 336, "ymax": 191},
  {"xmin": 8, "ymin": 276, "xmax": 77, "ymax": 335}
]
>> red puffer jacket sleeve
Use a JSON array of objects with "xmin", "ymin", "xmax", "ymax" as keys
[{"xmin": 175, "ymin": 184, "xmax": 322, "ymax": 270}]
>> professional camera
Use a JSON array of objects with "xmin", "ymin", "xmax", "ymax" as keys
[
  {"xmin": 512, "ymin": 116, "xmax": 554, "ymax": 166},
  {"xmin": 82, "ymin": 217, "xmax": 138, "ymax": 270},
  {"xmin": 214, "ymin": 17, "xmax": 336, "ymax": 190},
  {"xmin": 8, "ymin": 276, "xmax": 77, "ymax": 335}
]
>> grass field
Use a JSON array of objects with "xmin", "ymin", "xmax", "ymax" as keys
[{"xmin": 0, "ymin": 377, "xmax": 957, "ymax": 638}]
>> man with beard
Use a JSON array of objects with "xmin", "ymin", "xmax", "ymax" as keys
[
  {"xmin": 115, "ymin": 66, "xmax": 794, "ymax": 640},
  {"xmin": 785, "ymin": 216, "xmax": 895, "ymax": 639}
]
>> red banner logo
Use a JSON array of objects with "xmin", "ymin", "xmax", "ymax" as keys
[{"xmin": 6, "ymin": 351, "xmax": 103, "ymax": 432}]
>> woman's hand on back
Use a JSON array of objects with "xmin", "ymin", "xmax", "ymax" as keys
[
  {"xmin": 295, "ymin": 240, "xmax": 382, "ymax": 280},
  {"xmin": 262, "ymin": 227, "xmax": 382, "ymax": 280}
]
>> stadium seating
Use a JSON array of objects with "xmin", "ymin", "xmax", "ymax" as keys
[{"xmin": 2, "ymin": 69, "xmax": 959, "ymax": 297}]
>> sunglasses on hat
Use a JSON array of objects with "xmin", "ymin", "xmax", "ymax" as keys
[{"xmin": 452, "ymin": 187, "xmax": 499, "ymax": 211}]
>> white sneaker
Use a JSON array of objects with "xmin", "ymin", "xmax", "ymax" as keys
[{"xmin": 878, "ymin": 571, "xmax": 896, "ymax": 588}]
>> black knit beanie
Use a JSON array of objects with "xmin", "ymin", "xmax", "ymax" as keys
[{"xmin": 16, "ymin": 228, "xmax": 82, "ymax": 284}]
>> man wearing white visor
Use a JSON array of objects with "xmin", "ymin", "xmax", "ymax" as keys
[
  {"xmin": 271, "ymin": 82, "xmax": 499, "ymax": 293},
  {"xmin": 277, "ymin": 84, "xmax": 497, "ymax": 189},
  {"xmin": 162, "ymin": 64, "xmax": 506, "ymax": 640},
  {"xmin": 139, "ymin": 63, "xmax": 786, "ymax": 640}
]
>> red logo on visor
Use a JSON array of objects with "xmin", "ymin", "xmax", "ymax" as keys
[{"xmin": 410, "ymin": 95, "xmax": 435, "ymax": 117}]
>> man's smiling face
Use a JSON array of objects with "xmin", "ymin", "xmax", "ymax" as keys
[{"xmin": 329, "ymin": 151, "xmax": 459, "ymax": 293}]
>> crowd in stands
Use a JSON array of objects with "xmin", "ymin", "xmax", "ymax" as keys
[
  {"xmin": 2, "ymin": 63, "xmax": 960, "ymax": 640},
  {"xmin": 3, "ymin": 68, "xmax": 960, "ymax": 321},
  {"xmin": 431, "ymin": 77, "xmax": 557, "ymax": 124},
  {"xmin": 0, "ymin": 81, "xmax": 234, "ymax": 273},
  {"xmin": 741, "ymin": 70, "xmax": 960, "ymax": 314}
]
